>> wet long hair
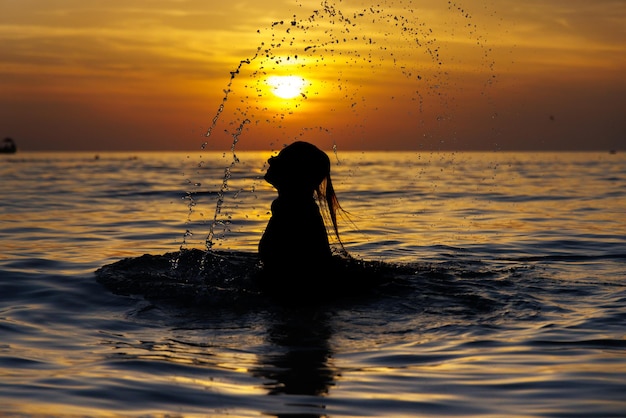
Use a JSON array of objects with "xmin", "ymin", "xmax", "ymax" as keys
[{"xmin": 317, "ymin": 172, "xmax": 344, "ymax": 247}]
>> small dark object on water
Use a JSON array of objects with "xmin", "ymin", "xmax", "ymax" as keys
[{"xmin": 1, "ymin": 138, "xmax": 17, "ymax": 154}]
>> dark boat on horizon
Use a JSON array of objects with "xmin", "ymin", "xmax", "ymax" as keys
[{"xmin": 1, "ymin": 138, "xmax": 17, "ymax": 154}]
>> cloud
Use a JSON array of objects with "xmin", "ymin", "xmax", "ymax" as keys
[
  {"xmin": 0, "ymin": 0, "xmax": 301, "ymax": 74},
  {"xmin": 491, "ymin": 0, "xmax": 626, "ymax": 47}
]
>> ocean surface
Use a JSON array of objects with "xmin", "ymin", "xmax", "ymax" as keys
[{"xmin": 1, "ymin": 150, "xmax": 625, "ymax": 417}]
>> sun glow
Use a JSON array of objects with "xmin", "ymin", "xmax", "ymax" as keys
[{"xmin": 266, "ymin": 75, "xmax": 307, "ymax": 99}]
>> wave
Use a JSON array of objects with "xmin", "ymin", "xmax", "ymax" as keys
[
  {"xmin": 95, "ymin": 249, "xmax": 547, "ymax": 323},
  {"xmin": 95, "ymin": 249, "xmax": 406, "ymax": 307}
]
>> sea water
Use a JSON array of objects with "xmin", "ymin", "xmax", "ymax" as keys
[{"xmin": 1, "ymin": 150, "xmax": 625, "ymax": 417}]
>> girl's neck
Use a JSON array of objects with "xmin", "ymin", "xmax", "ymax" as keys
[{"xmin": 276, "ymin": 188, "xmax": 315, "ymax": 202}]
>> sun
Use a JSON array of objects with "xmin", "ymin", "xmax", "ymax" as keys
[{"xmin": 266, "ymin": 75, "xmax": 307, "ymax": 99}]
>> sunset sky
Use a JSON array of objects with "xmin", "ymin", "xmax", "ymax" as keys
[{"xmin": 1, "ymin": 0, "xmax": 624, "ymax": 151}]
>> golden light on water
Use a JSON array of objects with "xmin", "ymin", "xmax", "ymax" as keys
[{"xmin": 266, "ymin": 75, "xmax": 308, "ymax": 99}]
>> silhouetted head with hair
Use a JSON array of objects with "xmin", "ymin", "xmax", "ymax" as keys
[
  {"xmin": 265, "ymin": 141, "xmax": 329, "ymax": 194},
  {"xmin": 259, "ymin": 141, "xmax": 346, "ymax": 292}
]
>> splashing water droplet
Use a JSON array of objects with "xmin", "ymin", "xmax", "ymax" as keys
[{"xmin": 187, "ymin": 0, "xmax": 497, "ymax": 250}]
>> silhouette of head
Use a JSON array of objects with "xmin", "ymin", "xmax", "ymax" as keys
[{"xmin": 265, "ymin": 141, "xmax": 330, "ymax": 194}]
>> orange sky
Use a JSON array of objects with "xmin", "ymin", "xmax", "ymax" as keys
[{"xmin": 1, "ymin": 0, "xmax": 624, "ymax": 151}]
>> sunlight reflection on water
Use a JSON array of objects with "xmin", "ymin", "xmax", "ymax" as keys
[{"xmin": 1, "ymin": 151, "xmax": 625, "ymax": 417}]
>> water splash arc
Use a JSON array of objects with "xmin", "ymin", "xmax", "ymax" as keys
[{"xmin": 190, "ymin": 0, "xmax": 495, "ymax": 253}]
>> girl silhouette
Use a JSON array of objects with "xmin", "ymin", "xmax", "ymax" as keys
[{"xmin": 258, "ymin": 141, "xmax": 345, "ymax": 295}]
